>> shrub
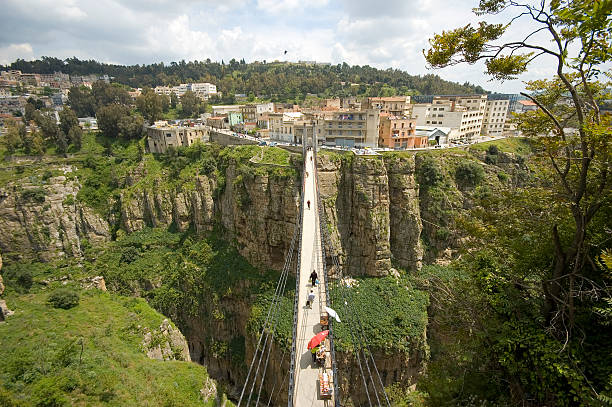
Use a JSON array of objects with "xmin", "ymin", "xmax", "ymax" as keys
[
  {"xmin": 455, "ymin": 161, "xmax": 485, "ymax": 187},
  {"xmin": 487, "ymin": 144, "xmax": 499, "ymax": 155},
  {"xmin": 417, "ymin": 155, "xmax": 444, "ymax": 190},
  {"xmin": 201, "ymin": 156, "xmax": 217, "ymax": 175},
  {"xmin": 4, "ymin": 265, "xmax": 34, "ymax": 293},
  {"xmin": 485, "ymin": 153, "xmax": 498, "ymax": 165},
  {"xmin": 497, "ymin": 172, "xmax": 509, "ymax": 182},
  {"xmin": 42, "ymin": 170, "xmax": 53, "ymax": 181},
  {"xmin": 48, "ymin": 288, "xmax": 80, "ymax": 309},
  {"xmin": 21, "ymin": 188, "xmax": 46, "ymax": 203},
  {"xmin": 62, "ymin": 194, "xmax": 74, "ymax": 206}
]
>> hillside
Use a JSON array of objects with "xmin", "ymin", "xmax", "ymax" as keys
[
  {"xmin": 0, "ymin": 134, "xmax": 610, "ymax": 405},
  {"xmin": 4, "ymin": 57, "xmax": 487, "ymax": 103}
]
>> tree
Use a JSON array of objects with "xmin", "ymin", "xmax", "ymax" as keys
[
  {"xmin": 170, "ymin": 92, "xmax": 178, "ymax": 109},
  {"xmin": 33, "ymin": 111, "xmax": 59, "ymax": 141},
  {"xmin": 68, "ymin": 86, "xmax": 95, "ymax": 117},
  {"xmin": 136, "ymin": 88, "xmax": 163, "ymax": 124},
  {"xmin": 117, "ymin": 114, "xmax": 144, "ymax": 139},
  {"xmin": 59, "ymin": 108, "xmax": 79, "ymax": 135},
  {"xmin": 180, "ymin": 90, "xmax": 199, "ymax": 117},
  {"xmin": 68, "ymin": 125, "xmax": 82, "ymax": 150},
  {"xmin": 24, "ymin": 102, "xmax": 36, "ymax": 123},
  {"xmin": 426, "ymin": 0, "xmax": 611, "ymax": 337},
  {"xmin": 97, "ymin": 104, "xmax": 129, "ymax": 138},
  {"xmin": 55, "ymin": 131, "xmax": 68, "ymax": 154},
  {"xmin": 1, "ymin": 121, "xmax": 23, "ymax": 153}
]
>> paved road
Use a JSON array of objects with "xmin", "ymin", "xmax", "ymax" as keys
[{"xmin": 292, "ymin": 150, "xmax": 335, "ymax": 406}]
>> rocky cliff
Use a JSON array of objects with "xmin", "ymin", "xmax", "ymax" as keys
[
  {"xmin": 318, "ymin": 153, "xmax": 423, "ymax": 276},
  {"xmin": 0, "ymin": 167, "xmax": 110, "ymax": 262}
]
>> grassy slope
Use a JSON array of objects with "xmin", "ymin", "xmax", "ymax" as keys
[{"xmin": 0, "ymin": 288, "xmax": 219, "ymax": 406}]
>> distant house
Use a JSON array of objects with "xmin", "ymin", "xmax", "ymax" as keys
[
  {"xmin": 414, "ymin": 126, "xmax": 453, "ymax": 146},
  {"xmin": 78, "ymin": 117, "xmax": 98, "ymax": 130},
  {"xmin": 147, "ymin": 121, "xmax": 209, "ymax": 153},
  {"xmin": 516, "ymin": 100, "xmax": 538, "ymax": 113}
]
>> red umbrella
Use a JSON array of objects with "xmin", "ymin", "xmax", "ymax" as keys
[{"xmin": 307, "ymin": 330, "xmax": 329, "ymax": 350}]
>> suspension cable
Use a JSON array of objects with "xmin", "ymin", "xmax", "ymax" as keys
[{"xmin": 238, "ymin": 216, "xmax": 299, "ymax": 406}]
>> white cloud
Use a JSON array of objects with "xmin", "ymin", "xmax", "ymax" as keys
[
  {"xmin": 256, "ymin": 0, "xmax": 329, "ymax": 14},
  {"xmin": 0, "ymin": 43, "xmax": 34, "ymax": 65}
]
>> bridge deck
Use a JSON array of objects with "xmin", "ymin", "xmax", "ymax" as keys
[{"xmin": 292, "ymin": 150, "xmax": 335, "ymax": 406}]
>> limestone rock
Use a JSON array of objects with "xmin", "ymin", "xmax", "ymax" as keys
[
  {"xmin": 200, "ymin": 377, "xmax": 217, "ymax": 403},
  {"xmin": 0, "ymin": 299, "xmax": 13, "ymax": 322},
  {"xmin": 143, "ymin": 319, "xmax": 191, "ymax": 362},
  {"xmin": 0, "ymin": 251, "xmax": 4, "ymax": 296},
  {"xmin": 0, "ymin": 170, "xmax": 109, "ymax": 261},
  {"xmin": 80, "ymin": 276, "xmax": 107, "ymax": 291}
]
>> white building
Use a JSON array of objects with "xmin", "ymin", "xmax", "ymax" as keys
[
  {"xmin": 212, "ymin": 105, "xmax": 244, "ymax": 116},
  {"xmin": 412, "ymin": 95, "xmax": 487, "ymax": 142},
  {"xmin": 154, "ymin": 82, "xmax": 217, "ymax": 100},
  {"xmin": 268, "ymin": 112, "xmax": 304, "ymax": 143},
  {"xmin": 482, "ymin": 99, "xmax": 509, "ymax": 137}
]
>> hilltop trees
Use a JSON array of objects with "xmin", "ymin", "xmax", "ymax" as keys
[
  {"xmin": 136, "ymin": 88, "xmax": 163, "ymax": 124},
  {"xmin": 423, "ymin": 0, "xmax": 611, "ymax": 404}
]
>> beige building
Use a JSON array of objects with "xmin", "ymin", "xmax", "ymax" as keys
[
  {"xmin": 316, "ymin": 109, "xmax": 380, "ymax": 148},
  {"xmin": 147, "ymin": 121, "xmax": 209, "ymax": 153},
  {"xmin": 367, "ymin": 96, "xmax": 411, "ymax": 116},
  {"xmin": 482, "ymin": 99, "xmax": 509, "ymax": 137},
  {"xmin": 268, "ymin": 112, "xmax": 304, "ymax": 143},
  {"xmin": 412, "ymin": 95, "xmax": 487, "ymax": 142},
  {"xmin": 212, "ymin": 105, "xmax": 244, "ymax": 116}
]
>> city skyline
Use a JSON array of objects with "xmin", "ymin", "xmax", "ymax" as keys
[{"xmin": 0, "ymin": 0, "xmax": 564, "ymax": 94}]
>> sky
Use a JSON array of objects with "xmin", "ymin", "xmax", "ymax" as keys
[{"xmin": 0, "ymin": 0, "xmax": 567, "ymax": 94}]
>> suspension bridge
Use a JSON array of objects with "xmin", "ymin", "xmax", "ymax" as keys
[{"xmin": 238, "ymin": 133, "xmax": 391, "ymax": 407}]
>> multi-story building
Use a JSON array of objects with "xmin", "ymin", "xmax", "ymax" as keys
[
  {"xmin": 240, "ymin": 104, "xmax": 257, "ymax": 122},
  {"xmin": 366, "ymin": 96, "xmax": 411, "ymax": 116},
  {"xmin": 268, "ymin": 112, "xmax": 304, "ymax": 143},
  {"xmin": 378, "ymin": 114, "xmax": 427, "ymax": 149},
  {"xmin": 316, "ymin": 109, "xmax": 380, "ymax": 148},
  {"xmin": 412, "ymin": 95, "xmax": 487, "ymax": 142},
  {"xmin": 147, "ymin": 121, "xmax": 209, "ymax": 153},
  {"xmin": 482, "ymin": 99, "xmax": 509, "ymax": 137},
  {"xmin": 154, "ymin": 83, "xmax": 217, "ymax": 100},
  {"xmin": 212, "ymin": 105, "xmax": 244, "ymax": 116},
  {"xmin": 189, "ymin": 83, "xmax": 217, "ymax": 99}
]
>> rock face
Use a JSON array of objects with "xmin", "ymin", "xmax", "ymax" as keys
[
  {"xmin": 318, "ymin": 154, "xmax": 423, "ymax": 276},
  {"xmin": 0, "ymin": 153, "xmax": 424, "ymax": 276},
  {"xmin": 0, "ymin": 169, "xmax": 110, "ymax": 261},
  {"xmin": 143, "ymin": 319, "xmax": 191, "ymax": 362},
  {"xmin": 0, "ymin": 251, "xmax": 4, "ymax": 295}
]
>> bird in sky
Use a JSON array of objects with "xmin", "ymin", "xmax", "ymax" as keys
[{"xmin": 284, "ymin": 50, "xmax": 287, "ymax": 55}]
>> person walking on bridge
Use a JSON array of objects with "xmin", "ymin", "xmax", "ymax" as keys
[
  {"xmin": 307, "ymin": 200, "xmax": 311, "ymax": 210},
  {"xmin": 306, "ymin": 290, "xmax": 315, "ymax": 308},
  {"xmin": 310, "ymin": 270, "xmax": 318, "ymax": 287}
]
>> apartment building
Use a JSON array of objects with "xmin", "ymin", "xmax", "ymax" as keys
[
  {"xmin": 412, "ymin": 95, "xmax": 487, "ymax": 142},
  {"xmin": 268, "ymin": 112, "xmax": 304, "ymax": 143},
  {"xmin": 316, "ymin": 109, "xmax": 380, "ymax": 148},
  {"xmin": 147, "ymin": 121, "xmax": 209, "ymax": 153},
  {"xmin": 366, "ymin": 96, "xmax": 411, "ymax": 116},
  {"xmin": 154, "ymin": 82, "xmax": 217, "ymax": 99},
  {"xmin": 378, "ymin": 114, "xmax": 427, "ymax": 149},
  {"xmin": 482, "ymin": 99, "xmax": 509, "ymax": 137},
  {"xmin": 212, "ymin": 105, "xmax": 244, "ymax": 116},
  {"xmin": 240, "ymin": 104, "xmax": 257, "ymax": 122}
]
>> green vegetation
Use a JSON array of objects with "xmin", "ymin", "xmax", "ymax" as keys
[
  {"xmin": 0, "ymin": 289, "xmax": 218, "ymax": 406},
  {"xmin": 47, "ymin": 288, "xmax": 80, "ymax": 309},
  {"xmin": 248, "ymin": 276, "xmax": 429, "ymax": 355},
  {"xmin": 6, "ymin": 57, "xmax": 486, "ymax": 104}
]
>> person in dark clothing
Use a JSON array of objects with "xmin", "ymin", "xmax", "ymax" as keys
[
  {"xmin": 310, "ymin": 270, "xmax": 318, "ymax": 287},
  {"xmin": 307, "ymin": 200, "xmax": 311, "ymax": 209}
]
